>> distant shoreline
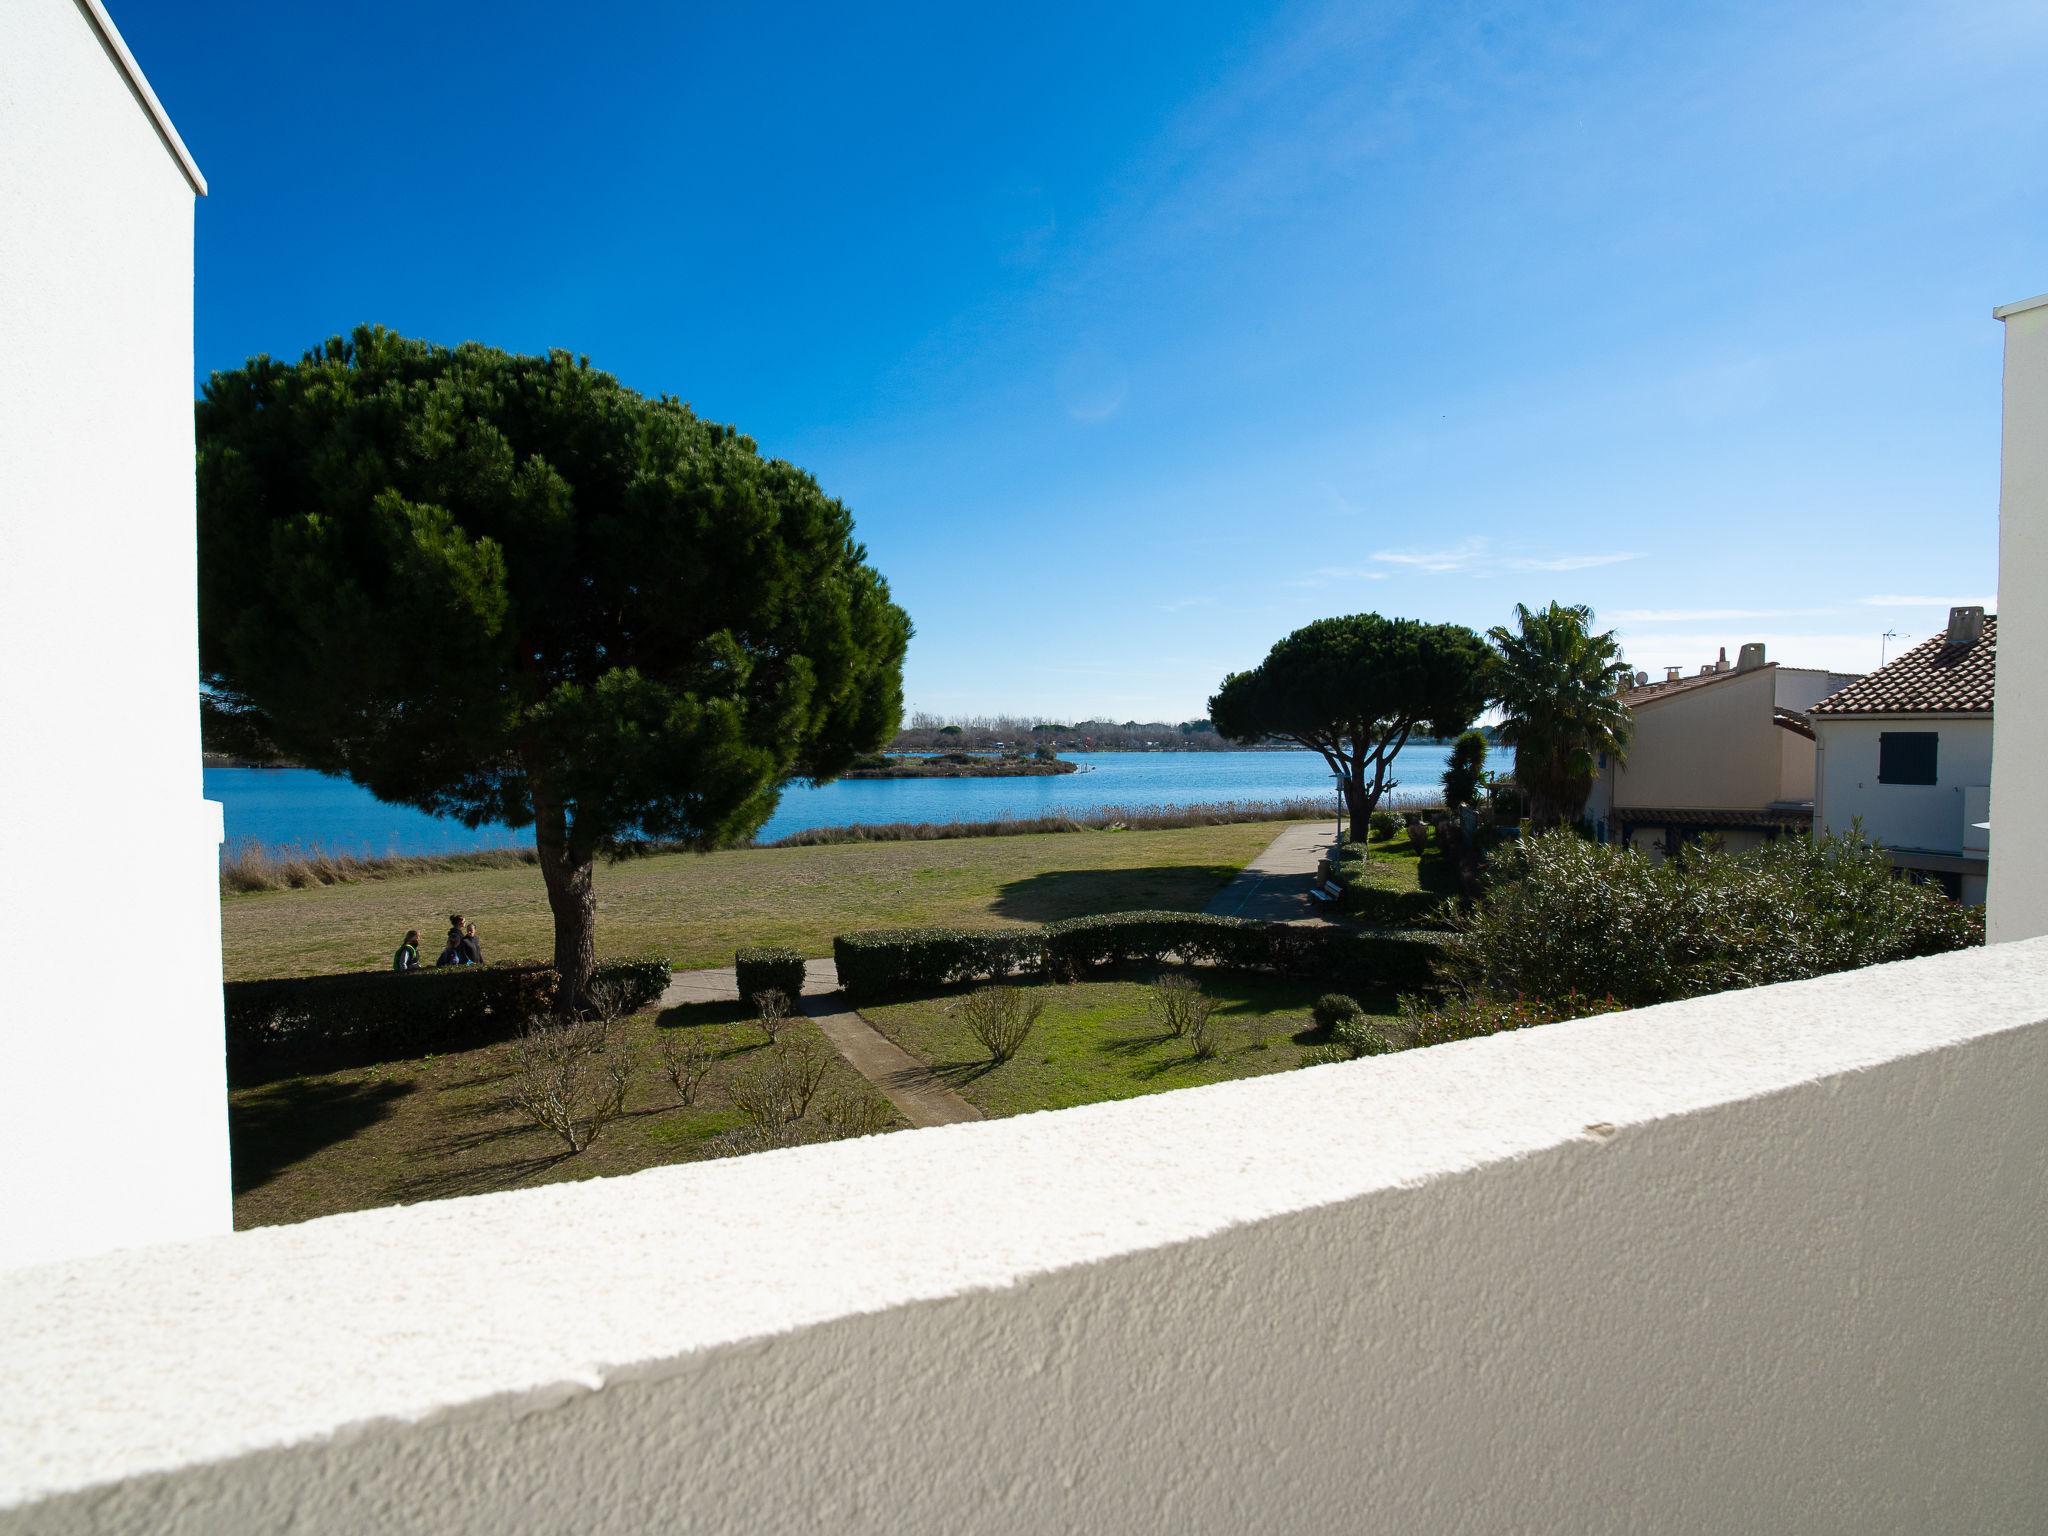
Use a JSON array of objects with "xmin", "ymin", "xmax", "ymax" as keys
[{"xmin": 842, "ymin": 758, "xmax": 1080, "ymax": 779}]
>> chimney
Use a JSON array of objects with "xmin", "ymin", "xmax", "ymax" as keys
[
  {"xmin": 1947, "ymin": 605, "xmax": 1986, "ymax": 645},
  {"xmin": 1699, "ymin": 664, "xmax": 1714, "ymax": 676},
  {"xmin": 1665, "ymin": 666, "xmax": 1681, "ymax": 683},
  {"xmin": 1716, "ymin": 646, "xmax": 1730, "ymax": 673},
  {"xmin": 1736, "ymin": 642, "xmax": 1766, "ymax": 672}
]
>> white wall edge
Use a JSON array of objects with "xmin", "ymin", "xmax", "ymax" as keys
[
  {"xmin": 4, "ymin": 936, "xmax": 2047, "ymax": 1527},
  {"xmin": 1993, "ymin": 291, "xmax": 2048, "ymax": 320},
  {"xmin": 72, "ymin": 0, "xmax": 207, "ymax": 195}
]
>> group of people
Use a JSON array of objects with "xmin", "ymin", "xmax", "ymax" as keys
[{"xmin": 392, "ymin": 915, "xmax": 485, "ymax": 971}]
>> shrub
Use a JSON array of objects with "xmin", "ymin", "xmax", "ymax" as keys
[
  {"xmin": 1368, "ymin": 811, "xmax": 1401, "ymax": 842},
  {"xmin": 736, "ymin": 946, "xmax": 805, "ymax": 1008},
  {"xmin": 728, "ymin": 1037, "xmax": 830, "ymax": 1129},
  {"xmin": 1441, "ymin": 730, "xmax": 1488, "ymax": 809},
  {"xmin": 833, "ymin": 927, "xmax": 1042, "ymax": 1002},
  {"xmin": 580, "ymin": 958, "xmax": 670, "ymax": 1020},
  {"xmin": 753, "ymin": 988, "xmax": 792, "ymax": 1046},
  {"xmin": 1399, "ymin": 989, "xmax": 1625, "ymax": 1048},
  {"xmin": 1451, "ymin": 827, "xmax": 1984, "ymax": 1011},
  {"xmin": 1149, "ymin": 973, "xmax": 1217, "ymax": 1041},
  {"xmin": 1406, "ymin": 819, "xmax": 1431, "ymax": 855},
  {"xmin": 1330, "ymin": 1016, "xmax": 1394, "ymax": 1059},
  {"xmin": 223, "ymin": 965, "xmax": 559, "ymax": 1084},
  {"xmin": 1311, "ymin": 993, "xmax": 1363, "ymax": 1033},
  {"xmin": 956, "ymin": 985, "xmax": 1045, "ymax": 1063},
  {"xmin": 508, "ymin": 1018, "xmax": 632, "ymax": 1154},
  {"xmin": 1186, "ymin": 1000, "xmax": 1225, "ymax": 1061},
  {"xmin": 653, "ymin": 1029, "xmax": 715, "ymax": 1106}
]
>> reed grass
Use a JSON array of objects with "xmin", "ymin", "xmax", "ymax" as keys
[{"xmin": 217, "ymin": 798, "xmax": 1364, "ymax": 895}]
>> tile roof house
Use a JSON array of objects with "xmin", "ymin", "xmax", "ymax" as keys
[
  {"xmin": 1811, "ymin": 607, "xmax": 1995, "ymax": 902},
  {"xmin": 1586, "ymin": 643, "xmax": 1861, "ymax": 856}
]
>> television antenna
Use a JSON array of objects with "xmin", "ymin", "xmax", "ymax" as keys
[{"xmin": 1879, "ymin": 628, "xmax": 1900, "ymax": 665}]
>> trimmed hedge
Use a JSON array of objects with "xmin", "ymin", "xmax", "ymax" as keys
[
  {"xmin": 736, "ymin": 946, "xmax": 806, "ymax": 1007},
  {"xmin": 833, "ymin": 928, "xmax": 1040, "ymax": 1003},
  {"xmin": 224, "ymin": 957, "xmax": 670, "ymax": 1084},
  {"xmin": 581, "ymin": 958, "xmax": 672, "ymax": 1019},
  {"xmin": 832, "ymin": 912, "xmax": 1443, "ymax": 1002},
  {"xmin": 1328, "ymin": 846, "xmax": 1453, "ymax": 929}
]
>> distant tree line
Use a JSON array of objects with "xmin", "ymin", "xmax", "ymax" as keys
[{"xmin": 891, "ymin": 713, "xmax": 1502, "ymax": 755}]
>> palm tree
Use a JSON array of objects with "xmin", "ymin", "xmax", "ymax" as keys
[{"xmin": 1487, "ymin": 601, "xmax": 1633, "ymax": 830}]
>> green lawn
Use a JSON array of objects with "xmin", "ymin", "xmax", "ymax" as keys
[
  {"xmin": 222, "ymin": 820, "xmax": 1293, "ymax": 981},
  {"xmin": 230, "ymin": 1000, "xmax": 901, "ymax": 1229},
  {"xmin": 1351, "ymin": 835, "xmax": 1458, "ymax": 892},
  {"xmin": 858, "ymin": 972, "xmax": 1399, "ymax": 1119}
]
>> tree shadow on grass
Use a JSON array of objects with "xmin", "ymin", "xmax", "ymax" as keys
[
  {"xmin": 230, "ymin": 1078, "xmax": 415, "ymax": 1196},
  {"xmin": 916, "ymin": 1058, "xmax": 1000, "ymax": 1089},
  {"xmin": 989, "ymin": 866, "xmax": 1243, "ymax": 924},
  {"xmin": 392, "ymin": 1149, "xmax": 576, "ymax": 1204}
]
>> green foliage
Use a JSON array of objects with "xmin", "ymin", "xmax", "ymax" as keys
[
  {"xmin": 832, "ymin": 914, "xmax": 1443, "ymax": 1002},
  {"xmin": 1311, "ymin": 993, "xmax": 1364, "ymax": 1033},
  {"xmin": 832, "ymin": 928, "xmax": 1043, "ymax": 1002},
  {"xmin": 1398, "ymin": 989, "xmax": 1626, "ymax": 1048},
  {"xmin": 224, "ymin": 965, "xmax": 557, "ymax": 1083},
  {"xmin": 735, "ymin": 946, "xmax": 806, "ymax": 1008},
  {"xmin": 197, "ymin": 327, "xmax": 911, "ymax": 995},
  {"xmin": 224, "ymin": 958, "xmax": 667, "ymax": 1083},
  {"xmin": 1209, "ymin": 613, "xmax": 1491, "ymax": 823},
  {"xmin": 578, "ymin": 959, "xmax": 671, "ymax": 1019},
  {"xmin": 1441, "ymin": 729, "xmax": 1488, "ymax": 808},
  {"xmin": 1331, "ymin": 1016, "xmax": 1394, "ymax": 1058},
  {"xmin": 1368, "ymin": 811, "xmax": 1401, "ymax": 841},
  {"xmin": 1327, "ymin": 847, "xmax": 1453, "ymax": 927},
  {"xmin": 1449, "ymin": 828, "xmax": 1984, "ymax": 1011},
  {"xmin": 1487, "ymin": 602, "xmax": 1632, "ymax": 829}
]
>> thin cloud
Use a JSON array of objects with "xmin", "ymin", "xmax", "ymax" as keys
[
  {"xmin": 1609, "ymin": 606, "xmax": 1836, "ymax": 623},
  {"xmin": 1368, "ymin": 536, "xmax": 1640, "ymax": 576},
  {"xmin": 1857, "ymin": 594, "xmax": 1996, "ymax": 608}
]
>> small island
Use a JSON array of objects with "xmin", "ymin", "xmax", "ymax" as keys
[{"xmin": 841, "ymin": 751, "xmax": 1079, "ymax": 779}]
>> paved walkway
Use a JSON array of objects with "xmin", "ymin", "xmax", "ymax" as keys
[
  {"xmin": 1202, "ymin": 819, "xmax": 1342, "ymax": 923},
  {"xmin": 658, "ymin": 960, "xmax": 980, "ymax": 1129}
]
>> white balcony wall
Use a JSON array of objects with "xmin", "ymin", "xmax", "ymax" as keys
[
  {"xmin": 0, "ymin": 0, "xmax": 227, "ymax": 1266},
  {"xmin": 1989, "ymin": 295, "xmax": 2048, "ymax": 941},
  {"xmin": 4, "ymin": 940, "xmax": 2045, "ymax": 1534},
  {"xmin": 1813, "ymin": 717, "xmax": 1992, "ymax": 856}
]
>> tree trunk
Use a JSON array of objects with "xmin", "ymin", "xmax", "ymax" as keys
[
  {"xmin": 1343, "ymin": 777, "xmax": 1380, "ymax": 831},
  {"xmin": 533, "ymin": 784, "xmax": 596, "ymax": 1016}
]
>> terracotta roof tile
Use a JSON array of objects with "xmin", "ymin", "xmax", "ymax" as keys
[{"xmin": 1809, "ymin": 619, "xmax": 1996, "ymax": 716}]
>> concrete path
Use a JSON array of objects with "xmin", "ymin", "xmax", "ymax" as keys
[
  {"xmin": 1202, "ymin": 819, "xmax": 1342, "ymax": 924},
  {"xmin": 658, "ymin": 959, "xmax": 980, "ymax": 1129}
]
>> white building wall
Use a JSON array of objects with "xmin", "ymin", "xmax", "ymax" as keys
[
  {"xmin": 1813, "ymin": 716, "xmax": 1992, "ymax": 856},
  {"xmin": 0, "ymin": 1, "xmax": 228, "ymax": 1265},
  {"xmin": 3, "ymin": 940, "xmax": 2045, "ymax": 1533},
  {"xmin": 1988, "ymin": 294, "xmax": 2048, "ymax": 942}
]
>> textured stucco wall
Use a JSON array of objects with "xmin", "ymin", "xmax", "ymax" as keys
[
  {"xmin": 1611, "ymin": 667, "xmax": 1783, "ymax": 813},
  {"xmin": 4, "ymin": 940, "xmax": 2045, "ymax": 1533},
  {"xmin": 1813, "ymin": 715, "xmax": 1993, "ymax": 855},
  {"xmin": 1989, "ymin": 298, "xmax": 2048, "ymax": 941},
  {"xmin": 0, "ymin": 0, "xmax": 228, "ymax": 1266}
]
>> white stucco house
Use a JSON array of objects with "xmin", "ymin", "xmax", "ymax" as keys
[
  {"xmin": 1810, "ymin": 607, "xmax": 1995, "ymax": 904},
  {"xmin": 0, "ymin": 0, "xmax": 228, "ymax": 1267},
  {"xmin": 1586, "ymin": 645, "xmax": 1859, "ymax": 856}
]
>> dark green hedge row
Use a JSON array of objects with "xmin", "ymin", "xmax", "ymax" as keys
[
  {"xmin": 224, "ymin": 958, "xmax": 669, "ymax": 1085},
  {"xmin": 833, "ymin": 912, "xmax": 1442, "ymax": 1002},
  {"xmin": 735, "ymin": 946, "xmax": 805, "ymax": 1007},
  {"xmin": 833, "ymin": 928, "xmax": 1041, "ymax": 1003}
]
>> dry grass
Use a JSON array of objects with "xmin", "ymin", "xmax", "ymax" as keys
[{"xmin": 220, "ymin": 819, "xmax": 1295, "ymax": 981}]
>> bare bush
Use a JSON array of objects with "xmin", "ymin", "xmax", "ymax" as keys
[
  {"xmin": 1149, "ymin": 973, "xmax": 1216, "ymax": 1041},
  {"xmin": 754, "ymin": 988, "xmax": 791, "ymax": 1047},
  {"xmin": 1187, "ymin": 999, "xmax": 1225, "ymax": 1061},
  {"xmin": 508, "ymin": 1018, "xmax": 632, "ymax": 1154},
  {"xmin": 955, "ymin": 985, "xmax": 1044, "ymax": 1063},
  {"xmin": 728, "ymin": 1036, "xmax": 829, "ymax": 1130},
  {"xmin": 1236, "ymin": 1012, "xmax": 1271, "ymax": 1051},
  {"xmin": 820, "ymin": 1092, "xmax": 895, "ymax": 1139},
  {"xmin": 653, "ymin": 1030, "xmax": 715, "ymax": 1107}
]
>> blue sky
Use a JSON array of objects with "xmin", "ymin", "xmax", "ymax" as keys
[{"xmin": 123, "ymin": 0, "xmax": 2045, "ymax": 719}]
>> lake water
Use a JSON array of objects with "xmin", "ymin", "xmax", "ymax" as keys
[{"xmin": 207, "ymin": 745, "xmax": 1459, "ymax": 857}]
